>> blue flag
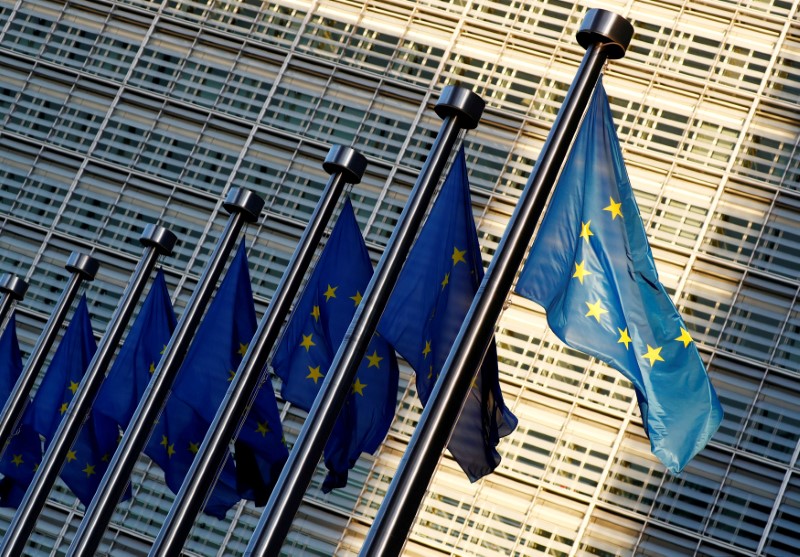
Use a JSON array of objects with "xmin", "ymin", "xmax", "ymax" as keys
[
  {"xmin": 515, "ymin": 80, "xmax": 723, "ymax": 474},
  {"xmin": 62, "ymin": 270, "xmax": 178, "ymax": 507},
  {"xmin": 0, "ymin": 297, "xmax": 97, "ymax": 507},
  {"xmin": 272, "ymin": 199, "xmax": 398, "ymax": 492},
  {"xmin": 146, "ymin": 242, "xmax": 265, "ymax": 517},
  {"xmin": 379, "ymin": 147, "xmax": 518, "ymax": 482},
  {"xmin": 0, "ymin": 313, "xmax": 41, "ymax": 507}
]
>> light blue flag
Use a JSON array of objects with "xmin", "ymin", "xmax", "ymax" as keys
[
  {"xmin": 515, "ymin": 79, "xmax": 723, "ymax": 474},
  {"xmin": 272, "ymin": 198, "xmax": 398, "ymax": 492},
  {"xmin": 378, "ymin": 148, "xmax": 518, "ymax": 482},
  {"xmin": 0, "ymin": 313, "xmax": 41, "ymax": 507},
  {"xmin": 63, "ymin": 269, "xmax": 177, "ymax": 507}
]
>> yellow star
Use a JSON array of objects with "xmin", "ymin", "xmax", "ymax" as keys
[
  {"xmin": 642, "ymin": 344, "xmax": 665, "ymax": 366},
  {"xmin": 427, "ymin": 365, "xmax": 434, "ymax": 380},
  {"xmin": 149, "ymin": 361, "xmax": 156, "ymax": 374},
  {"xmin": 66, "ymin": 450, "xmax": 77, "ymax": 463},
  {"xmin": 11, "ymin": 454, "xmax": 23, "ymax": 467},
  {"xmin": 68, "ymin": 380, "xmax": 79, "ymax": 394},
  {"xmin": 585, "ymin": 300, "xmax": 608, "ymax": 322},
  {"xmin": 160, "ymin": 435, "xmax": 175, "ymax": 458},
  {"xmin": 33, "ymin": 462, "xmax": 39, "ymax": 472},
  {"xmin": 451, "ymin": 246, "xmax": 467, "ymax": 266},
  {"xmin": 350, "ymin": 291, "xmax": 363, "ymax": 306},
  {"xmin": 188, "ymin": 441, "xmax": 199, "ymax": 454},
  {"xmin": 300, "ymin": 333, "xmax": 315, "ymax": 351},
  {"xmin": 256, "ymin": 421, "xmax": 270, "ymax": 437},
  {"xmin": 572, "ymin": 260, "xmax": 591, "ymax": 284},
  {"xmin": 238, "ymin": 343, "xmax": 248, "ymax": 356},
  {"xmin": 352, "ymin": 378, "xmax": 367, "ymax": 396},
  {"xmin": 102, "ymin": 453, "xmax": 110, "ymax": 462},
  {"xmin": 228, "ymin": 369, "xmax": 236, "ymax": 381},
  {"xmin": 580, "ymin": 221, "xmax": 593, "ymax": 243},
  {"xmin": 604, "ymin": 197, "xmax": 623, "ymax": 219},
  {"xmin": 83, "ymin": 463, "xmax": 96, "ymax": 477},
  {"xmin": 311, "ymin": 305, "xmax": 320, "ymax": 321},
  {"xmin": 306, "ymin": 365, "xmax": 323, "ymax": 384},
  {"xmin": 60, "ymin": 402, "xmax": 69, "ymax": 415},
  {"xmin": 323, "ymin": 284, "xmax": 338, "ymax": 301},
  {"xmin": 422, "ymin": 340, "xmax": 432, "ymax": 358},
  {"xmin": 617, "ymin": 328, "xmax": 632, "ymax": 349},
  {"xmin": 366, "ymin": 350, "xmax": 383, "ymax": 369},
  {"xmin": 675, "ymin": 327, "xmax": 694, "ymax": 348},
  {"xmin": 441, "ymin": 273, "xmax": 450, "ymax": 289},
  {"xmin": 160, "ymin": 344, "xmax": 167, "ymax": 355}
]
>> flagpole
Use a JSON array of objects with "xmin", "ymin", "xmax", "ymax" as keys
[
  {"xmin": 0, "ymin": 252, "xmax": 98, "ymax": 452},
  {"xmin": 0, "ymin": 225, "xmax": 176, "ymax": 556},
  {"xmin": 67, "ymin": 189, "xmax": 263, "ymax": 557},
  {"xmin": 359, "ymin": 10, "xmax": 634, "ymax": 556},
  {"xmin": 0, "ymin": 274, "xmax": 28, "ymax": 330},
  {"xmin": 149, "ymin": 145, "xmax": 368, "ymax": 556},
  {"xmin": 243, "ymin": 85, "xmax": 485, "ymax": 557}
]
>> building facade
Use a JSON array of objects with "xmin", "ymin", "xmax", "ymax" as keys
[{"xmin": 0, "ymin": 0, "xmax": 798, "ymax": 555}]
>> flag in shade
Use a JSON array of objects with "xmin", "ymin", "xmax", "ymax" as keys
[
  {"xmin": 378, "ymin": 147, "xmax": 518, "ymax": 482},
  {"xmin": 515, "ymin": 79, "xmax": 723, "ymax": 474},
  {"xmin": 272, "ymin": 198, "xmax": 398, "ymax": 492},
  {"xmin": 0, "ymin": 314, "xmax": 41, "ymax": 507},
  {"xmin": 94, "ymin": 269, "xmax": 177, "ymax": 430},
  {"xmin": 146, "ymin": 241, "xmax": 273, "ymax": 517},
  {"xmin": 63, "ymin": 269, "xmax": 177, "ymax": 507}
]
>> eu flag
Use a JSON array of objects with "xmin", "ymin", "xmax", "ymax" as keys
[
  {"xmin": 0, "ymin": 313, "xmax": 40, "ymax": 507},
  {"xmin": 379, "ymin": 147, "xmax": 517, "ymax": 482},
  {"xmin": 146, "ymin": 241, "xmax": 262, "ymax": 517},
  {"xmin": 94, "ymin": 269, "xmax": 177, "ymax": 430},
  {"xmin": 515, "ymin": 80, "xmax": 723, "ymax": 474},
  {"xmin": 272, "ymin": 198, "xmax": 398, "ymax": 492}
]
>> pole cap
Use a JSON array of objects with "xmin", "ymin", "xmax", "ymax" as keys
[
  {"xmin": 323, "ymin": 145, "xmax": 368, "ymax": 184},
  {"xmin": 577, "ymin": 9, "xmax": 634, "ymax": 59},
  {"xmin": 65, "ymin": 252, "xmax": 99, "ymax": 281},
  {"xmin": 0, "ymin": 274, "xmax": 28, "ymax": 300},
  {"xmin": 140, "ymin": 224, "xmax": 177, "ymax": 255},
  {"xmin": 223, "ymin": 188, "xmax": 265, "ymax": 223},
  {"xmin": 434, "ymin": 86, "xmax": 485, "ymax": 130}
]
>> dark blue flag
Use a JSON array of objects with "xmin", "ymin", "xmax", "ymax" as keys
[
  {"xmin": 272, "ymin": 198, "xmax": 398, "ymax": 492},
  {"xmin": 94, "ymin": 269, "xmax": 176, "ymax": 429},
  {"xmin": 64, "ymin": 270, "xmax": 177, "ymax": 507},
  {"xmin": 379, "ymin": 147, "xmax": 518, "ymax": 482},
  {"xmin": 0, "ymin": 313, "xmax": 41, "ymax": 507},
  {"xmin": 146, "ymin": 242, "xmax": 265, "ymax": 517},
  {"xmin": 515, "ymin": 80, "xmax": 723, "ymax": 474}
]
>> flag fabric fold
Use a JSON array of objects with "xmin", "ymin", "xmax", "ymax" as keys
[
  {"xmin": 378, "ymin": 148, "xmax": 517, "ymax": 482},
  {"xmin": 0, "ymin": 314, "xmax": 40, "ymax": 507},
  {"xmin": 272, "ymin": 198, "xmax": 398, "ymax": 492},
  {"xmin": 515, "ymin": 79, "xmax": 723, "ymax": 474}
]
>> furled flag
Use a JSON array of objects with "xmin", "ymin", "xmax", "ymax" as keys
[
  {"xmin": 0, "ymin": 296, "xmax": 96, "ymax": 506},
  {"xmin": 0, "ymin": 313, "xmax": 41, "ymax": 507},
  {"xmin": 62, "ymin": 271, "xmax": 176, "ymax": 507},
  {"xmin": 272, "ymin": 198, "xmax": 398, "ymax": 492},
  {"xmin": 378, "ymin": 147, "xmax": 517, "ymax": 482},
  {"xmin": 515, "ymin": 79, "xmax": 723, "ymax": 474},
  {"xmin": 147, "ymin": 241, "xmax": 270, "ymax": 517}
]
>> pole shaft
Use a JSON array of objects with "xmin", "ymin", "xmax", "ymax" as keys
[
  {"xmin": 359, "ymin": 25, "xmax": 628, "ymax": 557},
  {"xmin": 0, "ymin": 258, "xmax": 96, "ymax": 452},
  {"xmin": 151, "ymin": 167, "xmax": 356, "ymax": 555},
  {"xmin": 245, "ymin": 95, "xmax": 481, "ymax": 557},
  {"xmin": 0, "ymin": 231, "xmax": 173, "ymax": 556},
  {"xmin": 67, "ymin": 199, "xmax": 258, "ymax": 557}
]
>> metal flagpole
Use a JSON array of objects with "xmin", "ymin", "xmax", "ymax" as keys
[
  {"xmin": 0, "ymin": 274, "xmax": 28, "ymax": 330},
  {"xmin": 358, "ymin": 10, "xmax": 634, "ymax": 556},
  {"xmin": 0, "ymin": 225, "xmax": 176, "ymax": 556},
  {"xmin": 67, "ymin": 188, "xmax": 263, "ymax": 557},
  {"xmin": 149, "ymin": 145, "xmax": 368, "ymax": 556},
  {"xmin": 243, "ymin": 85, "xmax": 485, "ymax": 557},
  {"xmin": 0, "ymin": 252, "xmax": 99, "ymax": 452}
]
